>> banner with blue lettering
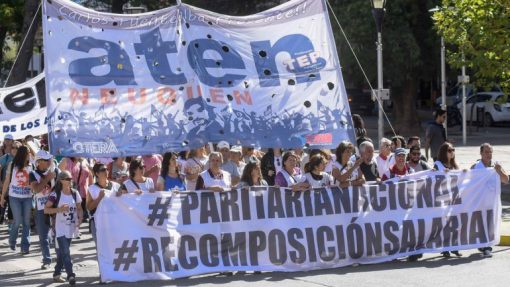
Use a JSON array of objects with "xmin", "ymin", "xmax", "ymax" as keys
[
  {"xmin": 42, "ymin": 0, "xmax": 355, "ymax": 157},
  {"xmin": 0, "ymin": 72, "xmax": 48, "ymax": 140}
]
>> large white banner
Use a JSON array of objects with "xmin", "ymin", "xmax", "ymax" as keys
[
  {"xmin": 42, "ymin": 0, "xmax": 355, "ymax": 157},
  {"xmin": 95, "ymin": 169, "xmax": 501, "ymax": 282},
  {"xmin": 0, "ymin": 72, "xmax": 48, "ymax": 139}
]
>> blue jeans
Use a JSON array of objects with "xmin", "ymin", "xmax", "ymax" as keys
[
  {"xmin": 35, "ymin": 209, "xmax": 52, "ymax": 264},
  {"xmin": 54, "ymin": 236, "xmax": 74, "ymax": 278},
  {"xmin": 8, "ymin": 196, "xmax": 32, "ymax": 252}
]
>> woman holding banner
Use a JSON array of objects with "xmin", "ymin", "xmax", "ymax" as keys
[
  {"xmin": 303, "ymin": 154, "xmax": 334, "ymax": 188},
  {"xmin": 433, "ymin": 142, "xmax": 463, "ymax": 258},
  {"xmin": 332, "ymin": 141, "xmax": 365, "ymax": 188},
  {"xmin": 117, "ymin": 159, "xmax": 155, "ymax": 195},
  {"xmin": 184, "ymin": 146, "xmax": 208, "ymax": 191},
  {"xmin": 87, "ymin": 163, "xmax": 120, "ymax": 243},
  {"xmin": 157, "ymin": 152, "xmax": 186, "ymax": 191},
  {"xmin": 237, "ymin": 159, "xmax": 268, "ymax": 188},
  {"xmin": 274, "ymin": 151, "xmax": 309, "ymax": 191}
]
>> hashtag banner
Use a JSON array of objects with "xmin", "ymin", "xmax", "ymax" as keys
[{"xmin": 95, "ymin": 169, "xmax": 502, "ymax": 282}]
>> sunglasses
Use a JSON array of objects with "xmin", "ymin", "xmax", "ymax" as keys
[
  {"xmin": 411, "ymin": 152, "xmax": 421, "ymax": 156},
  {"xmin": 61, "ymin": 178, "xmax": 72, "ymax": 181},
  {"xmin": 98, "ymin": 167, "xmax": 108, "ymax": 172},
  {"xmin": 448, "ymin": 148, "xmax": 455, "ymax": 153}
]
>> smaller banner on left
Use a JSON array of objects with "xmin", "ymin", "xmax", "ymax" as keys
[{"xmin": 0, "ymin": 72, "xmax": 48, "ymax": 140}]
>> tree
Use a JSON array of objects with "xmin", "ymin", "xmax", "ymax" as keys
[
  {"xmin": 329, "ymin": 0, "xmax": 441, "ymax": 136},
  {"xmin": 0, "ymin": 0, "xmax": 24, "ymax": 81},
  {"xmin": 4, "ymin": 0, "xmax": 40, "ymax": 87},
  {"xmin": 433, "ymin": 0, "xmax": 510, "ymax": 91}
]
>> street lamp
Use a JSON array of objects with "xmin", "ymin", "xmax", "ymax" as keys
[
  {"xmin": 428, "ymin": 6, "xmax": 447, "ymax": 137},
  {"xmin": 371, "ymin": 0, "xmax": 388, "ymax": 150}
]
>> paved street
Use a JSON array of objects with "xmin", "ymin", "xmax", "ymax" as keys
[
  {"xmin": 1, "ymin": 114, "xmax": 509, "ymax": 287},
  {"xmin": 1, "ymin": 221, "xmax": 509, "ymax": 287}
]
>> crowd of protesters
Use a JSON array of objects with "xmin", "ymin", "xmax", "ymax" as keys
[{"xmin": 0, "ymin": 110, "xmax": 508, "ymax": 284}]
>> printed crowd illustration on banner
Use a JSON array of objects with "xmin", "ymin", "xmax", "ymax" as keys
[
  {"xmin": 42, "ymin": 0, "xmax": 355, "ymax": 157},
  {"xmin": 95, "ymin": 169, "xmax": 501, "ymax": 282},
  {"xmin": 0, "ymin": 72, "xmax": 48, "ymax": 139}
]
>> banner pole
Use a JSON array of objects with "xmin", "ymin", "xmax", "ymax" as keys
[{"xmin": 176, "ymin": 0, "xmax": 182, "ymax": 5}]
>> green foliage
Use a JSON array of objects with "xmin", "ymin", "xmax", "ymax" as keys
[{"xmin": 433, "ymin": 0, "xmax": 510, "ymax": 91}]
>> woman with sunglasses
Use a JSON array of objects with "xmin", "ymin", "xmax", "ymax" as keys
[
  {"xmin": 157, "ymin": 152, "xmax": 185, "ymax": 191},
  {"xmin": 117, "ymin": 158, "xmax": 155, "ymax": 196},
  {"xmin": 44, "ymin": 171, "xmax": 83, "ymax": 285},
  {"xmin": 433, "ymin": 142, "xmax": 462, "ymax": 258},
  {"xmin": 433, "ymin": 142, "xmax": 459, "ymax": 172},
  {"xmin": 87, "ymin": 163, "xmax": 120, "ymax": 243}
]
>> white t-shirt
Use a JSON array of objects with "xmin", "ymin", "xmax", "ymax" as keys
[
  {"xmin": 30, "ymin": 169, "xmax": 57, "ymax": 210},
  {"xmin": 50, "ymin": 191, "xmax": 82, "ymax": 239},
  {"xmin": 122, "ymin": 178, "xmax": 154, "ymax": 193},
  {"xmin": 200, "ymin": 170, "xmax": 231, "ymax": 190},
  {"xmin": 304, "ymin": 172, "xmax": 333, "ymax": 188},
  {"xmin": 332, "ymin": 161, "xmax": 359, "ymax": 184},
  {"xmin": 376, "ymin": 154, "xmax": 394, "ymax": 179},
  {"xmin": 8, "ymin": 165, "xmax": 33, "ymax": 199},
  {"xmin": 89, "ymin": 181, "xmax": 120, "ymax": 200}
]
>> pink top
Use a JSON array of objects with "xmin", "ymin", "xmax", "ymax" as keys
[
  {"xmin": 65, "ymin": 158, "xmax": 91, "ymax": 197},
  {"xmin": 143, "ymin": 154, "xmax": 163, "ymax": 184}
]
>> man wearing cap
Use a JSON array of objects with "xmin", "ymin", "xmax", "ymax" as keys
[
  {"xmin": 222, "ymin": 146, "xmax": 246, "ymax": 187},
  {"xmin": 381, "ymin": 148, "xmax": 414, "ymax": 181},
  {"xmin": 30, "ymin": 150, "xmax": 59, "ymax": 269}
]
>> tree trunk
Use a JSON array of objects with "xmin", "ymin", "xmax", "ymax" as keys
[
  {"xmin": 392, "ymin": 78, "xmax": 422, "ymax": 137},
  {"xmin": 5, "ymin": 0, "xmax": 40, "ymax": 87},
  {"xmin": 0, "ymin": 28, "xmax": 7, "ymax": 67}
]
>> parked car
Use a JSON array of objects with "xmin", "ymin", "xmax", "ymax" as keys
[
  {"xmin": 435, "ymin": 84, "xmax": 502, "ymax": 107},
  {"xmin": 456, "ymin": 92, "xmax": 510, "ymax": 126}
]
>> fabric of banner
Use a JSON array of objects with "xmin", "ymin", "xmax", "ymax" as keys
[
  {"xmin": 95, "ymin": 169, "xmax": 501, "ymax": 282},
  {"xmin": 0, "ymin": 72, "xmax": 48, "ymax": 139},
  {"xmin": 42, "ymin": 0, "xmax": 355, "ymax": 157}
]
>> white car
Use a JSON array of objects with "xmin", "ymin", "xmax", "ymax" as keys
[{"xmin": 457, "ymin": 92, "xmax": 510, "ymax": 126}]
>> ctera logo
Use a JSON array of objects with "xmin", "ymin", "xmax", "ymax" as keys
[{"xmin": 73, "ymin": 141, "xmax": 119, "ymax": 154}]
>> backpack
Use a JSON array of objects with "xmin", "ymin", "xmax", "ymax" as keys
[{"xmin": 44, "ymin": 189, "xmax": 78, "ymax": 227}]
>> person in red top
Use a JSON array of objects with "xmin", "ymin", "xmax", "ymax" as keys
[{"xmin": 381, "ymin": 148, "xmax": 414, "ymax": 181}]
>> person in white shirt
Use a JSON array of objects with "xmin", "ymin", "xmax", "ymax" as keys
[
  {"xmin": 303, "ymin": 154, "xmax": 334, "ymax": 188},
  {"xmin": 0, "ymin": 145, "xmax": 33, "ymax": 254},
  {"xmin": 195, "ymin": 152, "xmax": 231, "ymax": 192},
  {"xmin": 470, "ymin": 143, "xmax": 509, "ymax": 257},
  {"xmin": 44, "ymin": 171, "xmax": 83, "ymax": 285},
  {"xmin": 184, "ymin": 146, "xmax": 208, "ymax": 191},
  {"xmin": 87, "ymin": 163, "xmax": 120, "ymax": 243},
  {"xmin": 376, "ymin": 137, "xmax": 393, "ymax": 177},
  {"xmin": 30, "ymin": 150, "xmax": 58, "ymax": 269},
  {"xmin": 117, "ymin": 159, "xmax": 155, "ymax": 196},
  {"xmin": 332, "ymin": 141, "xmax": 364, "ymax": 188}
]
